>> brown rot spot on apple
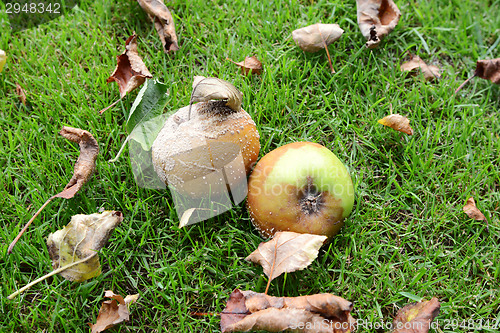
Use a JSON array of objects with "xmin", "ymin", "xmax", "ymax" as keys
[{"xmin": 299, "ymin": 176, "xmax": 325, "ymax": 215}]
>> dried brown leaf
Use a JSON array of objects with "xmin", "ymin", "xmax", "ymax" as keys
[
  {"xmin": 392, "ymin": 298, "xmax": 440, "ymax": 333},
  {"xmin": 357, "ymin": 0, "xmax": 401, "ymax": 48},
  {"xmin": 221, "ymin": 289, "xmax": 355, "ymax": 333},
  {"xmin": 292, "ymin": 23, "xmax": 344, "ymax": 53},
  {"xmin": 55, "ymin": 126, "xmax": 99, "ymax": 199},
  {"xmin": 89, "ymin": 290, "xmax": 139, "ymax": 333},
  {"xmin": 378, "ymin": 114, "xmax": 414, "ymax": 135},
  {"xmin": 106, "ymin": 34, "xmax": 152, "ymax": 99},
  {"xmin": 463, "ymin": 197, "xmax": 489, "ymax": 231},
  {"xmin": 476, "ymin": 58, "xmax": 500, "ymax": 84},
  {"xmin": 401, "ymin": 55, "xmax": 441, "ymax": 81},
  {"xmin": 137, "ymin": 0, "xmax": 179, "ymax": 53},
  {"xmin": 455, "ymin": 58, "xmax": 500, "ymax": 93},
  {"xmin": 16, "ymin": 83, "xmax": 27, "ymax": 105},
  {"xmin": 246, "ymin": 232, "xmax": 326, "ymax": 293},
  {"xmin": 8, "ymin": 126, "xmax": 99, "ymax": 254},
  {"xmin": 463, "ymin": 197, "xmax": 486, "ymax": 220},
  {"xmin": 220, "ymin": 289, "xmax": 249, "ymax": 331},
  {"xmin": 47, "ymin": 211, "xmax": 123, "ymax": 282},
  {"xmin": 228, "ymin": 56, "xmax": 263, "ymax": 75}
]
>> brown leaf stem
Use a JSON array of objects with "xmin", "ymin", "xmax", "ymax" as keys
[
  {"xmin": 454, "ymin": 74, "xmax": 477, "ymax": 94},
  {"xmin": 99, "ymin": 97, "xmax": 123, "ymax": 114},
  {"xmin": 264, "ymin": 234, "xmax": 280, "ymax": 295},
  {"xmin": 8, "ymin": 127, "xmax": 98, "ymax": 254},
  {"xmin": 318, "ymin": 28, "xmax": 335, "ymax": 73},
  {"xmin": 8, "ymin": 196, "xmax": 55, "ymax": 254}
]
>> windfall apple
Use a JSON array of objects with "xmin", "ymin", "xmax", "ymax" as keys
[{"xmin": 247, "ymin": 142, "xmax": 354, "ymax": 240}]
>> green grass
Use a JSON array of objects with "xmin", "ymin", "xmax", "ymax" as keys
[{"xmin": 1, "ymin": 0, "xmax": 499, "ymax": 332}]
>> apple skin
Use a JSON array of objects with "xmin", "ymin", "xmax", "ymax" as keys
[{"xmin": 246, "ymin": 142, "xmax": 354, "ymax": 239}]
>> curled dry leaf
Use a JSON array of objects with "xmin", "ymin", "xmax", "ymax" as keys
[
  {"xmin": 89, "ymin": 290, "xmax": 139, "ymax": 333},
  {"xmin": 15, "ymin": 83, "xmax": 27, "ymax": 105},
  {"xmin": 401, "ymin": 55, "xmax": 441, "ymax": 81},
  {"xmin": 8, "ymin": 126, "xmax": 99, "ymax": 254},
  {"xmin": 106, "ymin": 34, "xmax": 152, "ymax": 99},
  {"xmin": 246, "ymin": 231, "xmax": 327, "ymax": 293},
  {"xmin": 190, "ymin": 76, "xmax": 243, "ymax": 112},
  {"xmin": 455, "ymin": 58, "xmax": 500, "ymax": 93},
  {"xmin": 463, "ymin": 197, "xmax": 489, "ymax": 231},
  {"xmin": 47, "ymin": 211, "xmax": 123, "ymax": 282},
  {"xmin": 137, "ymin": 0, "xmax": 179, "ymax": 53},
  {"xmin": 292, "ymin": 23, "xmax": 344, "ymax": 53},
  {"xmin": 56, "ymin": 127, "xmax": 100, "ymax": 199},
  {"xmin": 0, "ymin": 49, "xmax": 6, "ymax": 72},
  {"xmin": 392, "ymin": 297, "xmax": 440, "ymax": 333},
  {"xmin": 357, "ymin": 0, "xmax": 401, "ymax": 48},
  {"xmin": 228, "ymin": 56, "xmax": 263, "ymax": 75},
  {"xmin": 378, "ymin": 114, "xmax": 414, "ymax": 135},
  {"xmin": 221, "ymin": 289, "xmax": 356, "ymax": 333}
]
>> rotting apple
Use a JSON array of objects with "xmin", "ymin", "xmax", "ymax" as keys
[
  {"xmin": 246, "ymin": 142, "xmax": 354, "ymax": 240},
  {"xmin": 152, "ymin": 77, "xmax": 260, "ymax": 199}
]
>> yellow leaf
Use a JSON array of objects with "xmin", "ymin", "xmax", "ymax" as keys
[
  {"xmin": 47, "ymin": 211, "xmax": 123, "ymax": 282},
  {"xmin": 0, "ymin": 49, "xmax": 6, "ymax": 73},
  {"xmin": 378, "ymin": 114, "xmax": 414, "ymax": 135}
]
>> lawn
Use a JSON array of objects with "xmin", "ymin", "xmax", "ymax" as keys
[{"xmin": 1, "ymin": 0, "xmax": 499, "ymax": 332}]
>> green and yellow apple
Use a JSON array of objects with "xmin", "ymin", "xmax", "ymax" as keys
[{"xmin": 246, "ymin": 142, "xmax": 354, "ymax": 240}]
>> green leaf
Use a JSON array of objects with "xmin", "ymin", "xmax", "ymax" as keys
[
  {"xmin": 129, "ymin": 113, "xmax": 169, "ymax": 151},
  {"xmin": 126, "ymin": 79, "xmax": 169, "ymax": 134},
  {"xmin": 111, "ymin": 79, "xmax": 169, "ymax": 162}
]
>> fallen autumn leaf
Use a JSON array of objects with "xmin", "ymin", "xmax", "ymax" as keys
[
  {"xmin": 0, "ymin": 49, "xmax": 6, "ymax": 72},
  {"xmin": 107, "ymin": 34, "xmax": 152, "ymax": 99},
  {"xmin": 47, "ymin": 211, "xmax": 123, "ymax": 282},
  {"xmin": 228, "ymin": 56, "xmax": 263, "ymax": 75},
  {"xmin": 292, "ymin": 23, "xmax": 343, "ymax": 73},
  {"xmin": 137, "ymin": 0, "xmax": 179, "ymax": 53},
  {"xmin": 221, "ymin": 289, "xmax": 356, "ymax": 333},
  {"xmin": 357, "ymin": 0, "xmax": 401, "ymax": 48},
  {"xmin": 15, "ymin": 83, "xmax": 27, "ymax": 105},
  {"xmin": 246, "ymin": 231, "xmax": 327, "ymax": 294},
  {"xmin": 392, "ymin": 297, "xmax": 440, "ymax": 333},
  {"xmin": 292, "ymin": 23, "xmax": 344, "ymax": 53},
  {"xmin": 378, "ymin": 114, "xmax": 414, "ymax": 135},
  {"xmin": 89, "ymin": 290, "xmax": 139, "ymax": 333},
  {"xmin": 455, "ymin": 58, "xmax": 500, "ymax": 93},
  {"xmin": 401, "ymin": 55, "xmax": 441, "ymax": 81},
  {"xmin": 463, "ymin": 197, "xmax": 489, "ymax": 232},
  {"xmin": 8, "ymin": 127, "xmax": 99, "ymax": 254},
  {"xmin": 8, "ymin": 211, "xmax": 123, "ymax": 299}
]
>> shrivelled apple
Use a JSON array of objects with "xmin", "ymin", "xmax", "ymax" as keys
[
  {"xmin": 246, "ymin": 142, "xmax": 354, "ymax": 240},
  {"xmin": 152, "ymin": 77, "xmax": 260, "ymax": 198}
]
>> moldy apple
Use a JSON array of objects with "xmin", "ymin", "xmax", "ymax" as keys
[{"xmin": 152, "ymin": 77, "xmax": 260, "ymax": 197}]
